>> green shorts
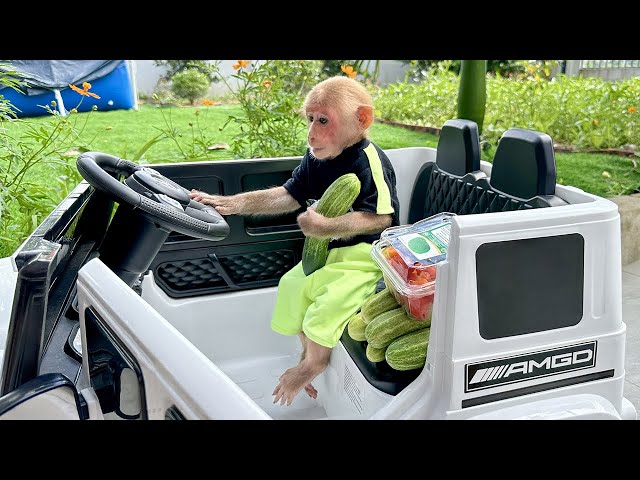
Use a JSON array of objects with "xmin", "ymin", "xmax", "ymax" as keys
[{"xmin": 271, "ymin": 242, "xmax": 382, "ymax": 348}]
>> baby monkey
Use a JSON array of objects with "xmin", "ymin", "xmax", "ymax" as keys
[{"xmin": 190, "ymin": 75, "xmax": 400, "ymax": 406}]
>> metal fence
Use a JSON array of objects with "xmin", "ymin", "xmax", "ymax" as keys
[{"xmin": 581, "ymin": 60, "xmax": 640, "ymax": 69}]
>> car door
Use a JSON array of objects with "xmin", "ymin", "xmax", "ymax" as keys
[
  {"xmin": 0, "ymin": 254, "xmax": 271, "ymax": 420},
  {"xmin": 73, "ymin": 256, "xmax": 271, "ymax": 420},
  {"xmin": 1, "ymin": 151, "xmax": 305, "ymax": 420}
]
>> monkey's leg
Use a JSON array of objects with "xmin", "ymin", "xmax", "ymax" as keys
[
  {"xmin": 297, "ymin": 332, "xmax": 318, "ymax": 399},
  {"xmin": 272, "ymin": 339, "xmax": 331, "ymax": 406}
]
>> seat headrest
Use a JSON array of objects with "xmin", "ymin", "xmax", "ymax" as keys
[
  {"xmin": 435, "ymin": 119, "xmax": 481, "ymax": 176},
  {"xmin": 490, "ymin": 128, "xmax": 556, "ymax": 200}
]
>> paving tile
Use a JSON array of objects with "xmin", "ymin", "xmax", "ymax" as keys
[
  {"xmin": 623, "ymin": 260, "xmax": 640, "ymax": 277},
  {"xmin": 623, "ymin": 272, "xmax": 640, "ymax": 305},
  {"xmin": 622, "ymin": 264, "xmax": 640, "ymax": 418},
  {"xmin": 623, "ymin": 381, "xmax": 640, "ymax": 419}
]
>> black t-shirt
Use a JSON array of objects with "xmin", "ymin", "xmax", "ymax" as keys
[{"xmin": 283, "ymin": 138, "xmax": 400, "ymax": 249}]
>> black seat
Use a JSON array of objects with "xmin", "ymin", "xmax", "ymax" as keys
[
  {"xmin": 341, "ymin": 123, "xmax": 568, "ymax": 396},
  {"xmin": 408, "ymin": 118, "xmax": 485, "ymax": 223},
  {"xmin": 340, "ymin": 333, "xmax": 424, "ymax": 395},
  {"xmin": 341, "ymin": 118, "xmax": 486, "ymax": 396},
  {"xmin": 488, "ymin": 128, "xmax": 567, "ymax": 208},
  {"xmin": 435, "ymin": 118, "xmax": 482, "ymax": 176}
]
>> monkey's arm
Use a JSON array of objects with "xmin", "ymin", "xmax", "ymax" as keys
[
  {"xmin": 189, "ymin": 186, "xmax": 301, "ymax": 216},
  {"xmin": 297, "ymin": 209, "xmax": 392, "ymax": 240}
]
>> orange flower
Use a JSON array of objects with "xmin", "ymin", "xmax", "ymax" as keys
[
  {"xmin": 629, "ymin": 106, "xmax": 637, "ymax": 113},
  {"xmin": 232, "ymin": 60, "xmax": 251, "ymax": 70},
  {"xmin": 68, "ymin": 83, "xmax": 100, "ymax": 99},
  {"xmin": 593, "ymin": 119, "xmax": 599, "ymax": 126},
  {"xmin": 340, "ymin": 65, "xmax": 357, "ymax": 79},
  {"xmin": 262, "ymin": 80, "xmax": 272, "ymax": 88},
  {"xmin": 201, "ymin": 99, "xmax": 215, "ymax": 106}
]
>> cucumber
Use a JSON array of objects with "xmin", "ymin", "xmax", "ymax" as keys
[
  {"xmin": 386, "ymin": 328, "xmax": 431, "ymax": 371},
  {"xmin": 347, "ymin": 311, "xmax": 367, "ymax": 341},
  {"xmin": 301, "ymin": 173, "xmax": 361, "ymax": 276},
  {"xmin": 361, "ymin": 287, "xmax": 399, "ymax": 324},
  {"xmin": 365, "ymin": 307, "xmax": 426, "ymax": 349},
  {"xmin": 366, "ymin": 343, "xmax": 387, "ymax": 363}
]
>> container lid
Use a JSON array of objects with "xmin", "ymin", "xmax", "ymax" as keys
[{"xmin": 372, "ymin": 213, "xmax": 454, "ymax": 295}]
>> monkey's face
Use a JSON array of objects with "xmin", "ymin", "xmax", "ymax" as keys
[{"xmin": 305, "ymin": 106, "xmax": 358, "ymax": 160}]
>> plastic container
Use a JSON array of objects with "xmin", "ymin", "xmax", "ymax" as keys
[{"xmin": 371, "ymin": 213, "xmax": 454, "ymax": 321}]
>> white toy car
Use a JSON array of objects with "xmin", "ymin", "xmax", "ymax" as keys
[{"xmin": 0, "ymin": 119, "xmax": 635, "ymax": 420}]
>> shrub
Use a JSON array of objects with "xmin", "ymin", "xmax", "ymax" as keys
[
  {"xmin": 401, "ymin": 60, "xmax": 538, "ymax": 82},
  {"xmin": 150, "ymin": 77, "xmax": 177, "ymax": 105},
  {"xmin": 0, "ymin": 69, "xmax": 95, "ymax": 257},
  {"xmin": 214, "ymin": 60, "xmax": 310, "ymax": 158},
  {"xmin": 262, "ymin": 60, "xmax": 324, "ymax": 97},
  {"xmin": 154, "ymin": 60, "xmax": 220, "ymax": 83},
  {"xmin": 171, "ymin": 69, "xmax": 211, "ymax": 105},
  {"xmin": 373, "ymin": 71, "xmax": 640, "ymax": 150}
]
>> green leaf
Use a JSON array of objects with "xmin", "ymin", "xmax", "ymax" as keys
[{"xmin": 132, "ymin": 133, "xmax": 166, "ymax": 162}]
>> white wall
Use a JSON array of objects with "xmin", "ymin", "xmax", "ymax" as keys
[
  {"xmin": 132, "ymin": 60, "xmax": 410, "ymax": 97},
  {"xmin": 365, "ymin": 60, "xmax": 410, "ymax": 84},
  {"xmin": 133, "ymin": 60, "xmax": 166, "ymax": 95},
  {"xmin": 133, "ymin": 60, "xmax": 240, "ymax": 97}
]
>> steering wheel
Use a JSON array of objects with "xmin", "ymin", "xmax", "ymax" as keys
[{"xmin": 76, "ymin": 152, "xmax": 230, "ymax": 242}]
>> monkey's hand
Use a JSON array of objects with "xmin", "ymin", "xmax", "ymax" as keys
[
  {"xmin": 297, "ymin": 208, "xmax": 332, "ymax": 239},
  {"xmin": 189, "ymin": 189, "xmax": 243, "ymax": 215}
]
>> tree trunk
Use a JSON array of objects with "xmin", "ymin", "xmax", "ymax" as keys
[{"xmin": 457, "ymin": 60, "xmax": 487, "ymax": 134}]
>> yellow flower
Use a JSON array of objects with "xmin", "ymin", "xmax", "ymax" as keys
[
  {"xmin": 233, "ymin": 60, "xmax": 251, "ymax": 70},
  {"xmin": 262, "ymin": 80, "xmax": 272, "ymax": 89},
  {"xmin": 593, "ymin": 119, "xmax": 599, "ymax": 126},
  {"xmin": 69, "ymin": 83, "xmax": 100, "ymax": 99},
  {"xmin": 341, "ymin": 65, "xmax": 357, "ymax": 79},
  {"xmin": 629, "ymin": 106, "xmax": 637, "ymax": 113}
]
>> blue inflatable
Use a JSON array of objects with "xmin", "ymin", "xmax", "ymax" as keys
[{"xmin": 0, "ymin": 60, "xmax": 137, "ymax": 118}]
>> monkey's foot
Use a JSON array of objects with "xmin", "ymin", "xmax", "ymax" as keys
[{"xmin": 272, "ymin": 363, "xmax": 323, "ymax": 406}]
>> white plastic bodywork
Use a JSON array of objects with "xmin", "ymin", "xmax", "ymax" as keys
[
  {"xmin": 76, "ymin": 258, "xmax": 270, "ymax": 420},
  {"xmin": 0, "ymin": 256, "xmax": 17, "ymax": 370},
  {"xmin": 0, "ymin": 385, "xmax": 81, "ymax": 420},
  {"xmin": 140, "ymin": 272, "xmax": 394, "ymax": 419},
  {"xmin": 466, "ymin": 393, "xmax": 623, "ymax": 420},
  {"xmin": 427, "ymin": 198, "xmax": 627, "ymax": 420},
  {"xmin": 136, "ymin": 148, "xmax": 637, "ymax": 419},
  {"xmin": 80, "ymin": 387, "xmax": 104, "ymax": 420},
  {"xmin": 2, "ymin": 146, "xmax": 637, "ymax": 420}
]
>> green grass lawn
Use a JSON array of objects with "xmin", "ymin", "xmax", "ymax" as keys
[
  {"xmin": 12, "ymin": 103, "xmax": 640, "ymax": 199},
  {"xmin": 70, "ymin": 103, "xmax": 442, "ymax": 161},
  {"xmin": 2, "ymin": 102, "xmax": 638, "ymax": 258}
]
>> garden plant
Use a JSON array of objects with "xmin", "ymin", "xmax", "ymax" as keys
[{"xmin": 0, "ymin": 60, "xmax": 638, "ymax": 258}]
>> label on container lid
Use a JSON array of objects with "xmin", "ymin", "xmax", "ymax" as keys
[{"xmin": 389, "ymin": 221, "xmax": 451, "ymax": 266}]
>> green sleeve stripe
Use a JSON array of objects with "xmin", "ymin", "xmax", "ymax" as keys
[{"xmin": 364, "ymin": 143, "xmax": 394, "ymax": 215}]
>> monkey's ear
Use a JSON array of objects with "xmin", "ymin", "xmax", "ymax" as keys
[{"xmin": 357, "ymin": 105, "xmax": 374, "ymax": 130}]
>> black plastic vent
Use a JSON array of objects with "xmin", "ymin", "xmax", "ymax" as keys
[
  {"xmin": 219, "ymin": 250, "xmax": 295, "ymax": 284},
  {"xmin": 157, "ymin": 258, "xmax": 227, "ymax": 291},
  {"xmin": 154, "ymin": 249, "xmax": 296, "ymax": 298}
]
